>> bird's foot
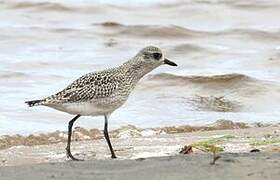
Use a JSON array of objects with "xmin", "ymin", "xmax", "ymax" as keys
[{"xmin": 66, "ymin": 148, "xmax": 84, "ymax": 161}]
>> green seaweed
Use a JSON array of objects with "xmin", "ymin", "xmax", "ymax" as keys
[
  {"xmin": 191, "ymin": 135, "xmax": 235, "ymax": 152},
  {"xmin": 192, "ymin": 142, "xmax": 224, "ymax": 152},
  {"xmin": 250, "ymin": 138, "xmax": 280, "ymax": 146}
]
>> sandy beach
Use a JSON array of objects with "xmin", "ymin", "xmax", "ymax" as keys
[
  {"xmin": 0, "ymin": 153, "xmax": 279, "ymax": 180},
  {"xmin": 0, "ymin": 123, "xmax": 279, "ymax": 179}
]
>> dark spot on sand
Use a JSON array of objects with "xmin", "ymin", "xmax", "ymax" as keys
[
  {"xmin": 250, "ymin": 149, "xmax": 260, "ymax": 153},
  {"xmin": 248, "ymin": 173, "xmax": 254, "ymax": 176},
  {"xmin": 136, "ymin": 158, "xmax": 146, "ymax": 161},
  {"xmin": 47, "ymin": 175, "xmax": 55, "ymax": 179},
  {"xmin": 223, "ymin": 158, "xmax": 237, "ymax": 163},
  {"xmin": 99, "ymin": 22, "xmax": 122, "ymax": 27}
]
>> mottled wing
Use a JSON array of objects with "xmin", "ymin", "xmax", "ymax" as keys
[{"xmin": 44, "ymin": 71, "xmax": 121, "ymax": 104}]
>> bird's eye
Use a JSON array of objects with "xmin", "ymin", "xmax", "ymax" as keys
[{"xmin": 153, "ymin": 53, "xmax": 162, "ymax": 60}]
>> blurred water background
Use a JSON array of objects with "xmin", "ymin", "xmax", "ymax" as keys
[{"xmin": 1, "ymin": 0, "xmax": 280, "ymax": 135}]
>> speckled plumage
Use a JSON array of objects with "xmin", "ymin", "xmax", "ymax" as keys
[
  {"xmin": 25, "ymin": 46, "xmax": 177, "ymax": 160},
  {"xmin": 26, "ymin": 46, "xmax": 176, "ymax": 116}
]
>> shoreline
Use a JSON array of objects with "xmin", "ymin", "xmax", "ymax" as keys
[
  {"xmin": 0, "ymin": 123, "xmax": 279, "ymax": 167},
  {"xmin": 0, "ymin": 120, "xmax": 276, "ymax": 150}
]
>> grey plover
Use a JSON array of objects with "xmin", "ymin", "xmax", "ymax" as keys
[{"xmin": 25, "ymin": 46, "xmax": 177, "ymax": 161}]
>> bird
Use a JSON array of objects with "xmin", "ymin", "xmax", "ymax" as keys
[{"xmin": 25, "ymin": 46, "xmax": 177, "ymax": 161}]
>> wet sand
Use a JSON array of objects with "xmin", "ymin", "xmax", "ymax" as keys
[{"xmin": 0, "ymin": 153, "xmax": 279, "ymax": 180}]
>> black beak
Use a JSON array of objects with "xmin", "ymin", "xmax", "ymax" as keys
[{"xmin": 164, "ymin": 58, "xmax": 177, "ymax": 66}]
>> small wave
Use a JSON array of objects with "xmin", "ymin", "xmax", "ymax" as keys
[
  {"xmin": 0, "ymin": 71, "xmax": 29, "ymax": 80},
  {"xmin": 220, "ymin": 29, "xmax": 280, "ymax": 41},
  {"xmin": 0, "ymin": 70, "xmax": 65, "ymax": 84},
  {"xmin": 148, "ymin": 73, "xmax": 251, "ymax": 83},
  {"xmin": 95, "ymin": 22, "xmax": 207, "ymax": 38},
  {"xmin": 144, "ymin": 73, "xmax": 280, "ymax": 112},
  {"xmin": 224, "ymin": 0, "xmax": 278, "ymax": 9},
  {"xmin": 170, "ymin": 43, "xmax": 207, "ymax": 53},
  {"xmin": 190, "ymin": 95, "xmax": 241, "ymax": 112},
  {"xmin": 95, "ymin": 21, "xmax": 280, "ymax": 40},
  {"xmin": 9, "ymin": 2, "xmax": 73, "ymax": 12},
  {"xmin": 48, "ymin": 28, "xmax": 79, "ymax": 33},
  {"xmin": 97, "ymin": 21, "xmax": 123, "ymax": 27}
]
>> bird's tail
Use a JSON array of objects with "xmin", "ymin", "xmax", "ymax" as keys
[{"xmin": 25, "ymin": 99, "xmax": 43, "ymax": 107}]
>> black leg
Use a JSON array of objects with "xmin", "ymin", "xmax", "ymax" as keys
[
  {"xmin": 66, "ymin": 114, "xmax": 83, "ymax": 161},
  {"xmin": 104, "ymin": 115, "xmax": 117, "ymax": 159}
]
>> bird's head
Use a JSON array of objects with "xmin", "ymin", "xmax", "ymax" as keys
[{"xmin": 136, "ymin": 46, "xmax": 177, "ymax": 68}]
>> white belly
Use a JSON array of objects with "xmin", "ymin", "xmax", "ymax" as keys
[{"xmin": 47, "ymin": 102, "xmax": 116, "ymax": 116}]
